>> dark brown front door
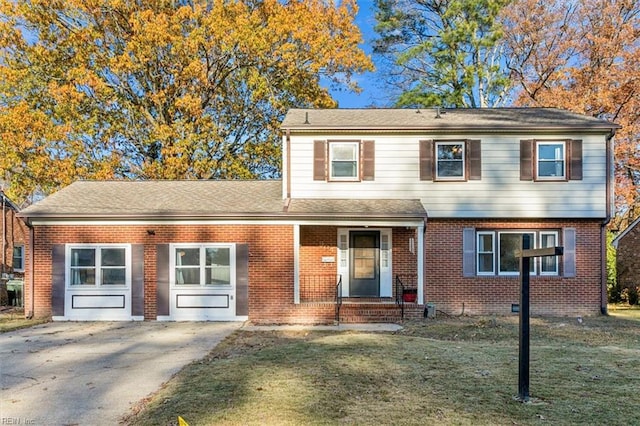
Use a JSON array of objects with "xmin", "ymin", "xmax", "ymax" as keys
[{"xmin": 349, "ymin": 231, "xmax": 380, "ymax": 297}]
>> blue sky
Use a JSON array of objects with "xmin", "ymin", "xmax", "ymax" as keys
[{"xmin": 329, "ymin": 0, "xmax": 385, "ymax": 108}]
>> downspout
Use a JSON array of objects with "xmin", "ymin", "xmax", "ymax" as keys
[{"xmin": 600, "ymin": 131, "xmax": 615, "ymax": 315}]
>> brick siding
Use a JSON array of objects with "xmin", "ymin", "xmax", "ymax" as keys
[
  {"xmin": 425, "ymin": 219, "xmax": 603, "ymax": 316},
  {"xmin": 25, "ymin": 219, "xmax": 603, "ymax": 322},
  {"xmin": 1, "ymin": 205, "xmax": 27, "ymax": 278}
]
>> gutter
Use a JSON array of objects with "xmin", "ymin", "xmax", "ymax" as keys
[{"xmin": 600, "ymin": 130, "xmax": 616, "ymax": 315}]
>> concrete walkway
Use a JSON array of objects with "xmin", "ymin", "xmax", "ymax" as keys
[
  {"xmin": 0, "ymin": 321, "xmax": 241, "ymax": 425},
  {"xmin": 241, "ymin": 323, "xmax": 403, "ymax": 332}
]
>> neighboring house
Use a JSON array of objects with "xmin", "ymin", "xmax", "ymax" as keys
[
  {"xmin": 612, "ymin": 216, "xmax": 640, "ymax": 302},
  {"xmin": 18, "ymin": 108, "xmax": 619, "ymax": 323},
  {"xmin": 1, "ymin": 191, "xmax": 28, "ymax": 306}
]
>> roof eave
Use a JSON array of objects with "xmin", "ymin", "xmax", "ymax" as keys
[
  {"xmin": 281, "ymin": 125, "xmax": 620, "ymax": 133},
  {"xmin": 20, "ymin": 211, "xmax": 428, "ymax": 222}
]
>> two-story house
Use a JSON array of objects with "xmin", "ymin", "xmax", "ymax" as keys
[{"xmin": 18, "ymin": 108, "xmax": 618, "ymax": 323}]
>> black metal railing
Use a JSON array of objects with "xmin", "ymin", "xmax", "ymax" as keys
[
  {"xmin": 395, "ymin": 274, "xmax": 418, "ymax": 320},
  {"xmin": 299, "ymin": 274, "xmax": 341, "ymax": 303},
  {"xmin": 395, "ymin": 275, "xmax": 405, "ymax": 319},
  {"xmin": 335, "ymin": 275, "xmax": 343, "ymax": 324}
]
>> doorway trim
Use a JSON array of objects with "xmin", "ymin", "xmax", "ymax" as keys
[{"xmin": 337, "ymin": 228, "xmax": 392, "ymax": 298}]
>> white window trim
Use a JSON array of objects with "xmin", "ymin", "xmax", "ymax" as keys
[
  {"xmin": 435, "ymin": 141, "xmax": 465, "ymax": 181},
  {"xmin": 476, "ymin": 231, "xmax": 495, "ymax": 275},
  {"xmin": 536, "ymin": 141, "xmax": 566, "ymax": 180},
  {"xmin": 539, "ymin": 231, "xmax": 560, "ymax": 275},
  {"xmin": 169, "ymin": 243, "xmax": 236, "ymax": 289},
  {"xmin": 329, "ymin": 141, "xmax": 360, "ymax": 181},
  {"xmin": 12, "ymin": 244, "xmax": 24, "ymax": 272},
  {"xmin": 65, "ymin": 244, "xmax": 131, "ymax": 289},
  {"xmin": 474, "ymin": 231, "xmax": 561, "ymax": 277}
]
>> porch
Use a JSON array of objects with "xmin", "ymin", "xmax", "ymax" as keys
[{"xmin": 298, "ymin": 273, "xmax": 423, "ymax": 323}]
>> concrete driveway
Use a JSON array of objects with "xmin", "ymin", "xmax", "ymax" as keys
[{"xmin": 0, "ymin": 321, "xmax": 241, "ymax": 425}]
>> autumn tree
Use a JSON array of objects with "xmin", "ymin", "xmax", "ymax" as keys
[
  {"xmin": 0, "ymin": 0, "xmax": 373, "ymax": 204},
  {"xmin": 373, "ymin": 0, "xmax": 512, "ymax": 108},
  {"xmin": 502, "ymin": 0, "xmax": 640, "ymax": 229}
]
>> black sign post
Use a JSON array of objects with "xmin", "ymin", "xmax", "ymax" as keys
[{"xmin": 516, "ymin": 237, "xmax": 563, "ymax": 402}]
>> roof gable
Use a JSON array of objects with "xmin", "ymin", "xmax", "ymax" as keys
[{"xmin": 612, "ymin": 216, "xmax": 640, "ymax": 248}]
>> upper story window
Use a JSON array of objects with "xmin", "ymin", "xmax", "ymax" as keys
[
  {"xmin": 436, "ymin": 141, "xmax": 465, "ymax": 180},
  {"xmin": 420, "ymin": 139, "xmax": 481, "ymax": 181},
  {"xmin": 313, "ymin": 140, "xmax": 375, "ymax": 182},
  {"xmin": 521, "ymin": 139, "xmax": 582, "ymax": 181},
  {"xmin": 12, "ymin": 245, "xmax": 24, "ymax": 271},
  {"xmin": 67, "ymin": 245, "xmax": 129, "ymax": 287},
  {"xmin": 330, "ymin": 142, "xmax": 359, "ymax": 181},
  {"xmin": 537, "ymin": 141, "xmax": 565, "ymax": 180}
]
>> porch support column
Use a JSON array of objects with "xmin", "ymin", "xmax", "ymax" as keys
[
  {"xmin": 293, "ymin": 224, "xmax": 300, "ymax": 304},
  {"xmin": 417, "ymin": 224, "xmax": 424, "ymax": 305}
]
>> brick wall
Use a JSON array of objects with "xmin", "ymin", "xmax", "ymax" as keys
[
  {"xmin": 616, "ymin": 222, "xmax": 640, "ymax": 293},
  {"xmin": 25, "ymin": 224, "xmax": 295, "ymax": 322},
  {"xmin": 1, "ymin": 204, "xmax": 28, "ymax": 278},
  {"xmin": 425, "ymin": 219, "xmax": 603, "ymax": 316}
]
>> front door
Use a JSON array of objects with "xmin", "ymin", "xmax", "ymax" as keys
[{"xmin": 349, "ymin": 231, "xmax": 380, "ymax": 297}]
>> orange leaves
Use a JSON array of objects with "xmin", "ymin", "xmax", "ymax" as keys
[{"xmin": 0, "ymin": 0, "xmax": 371, "ymax": 203}]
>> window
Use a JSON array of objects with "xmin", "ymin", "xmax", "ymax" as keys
[
  {"xmin": 68, "ymin": 245, "xmax": 128, "ymax": 286},
  {"xmin": 420, "ymin": 139, "xmax": 481, "ymax": 181},
  {"xmin": 473, "ymin": 231, "xmax": 560, "ymax": 276},
  {"xmin": 520, "ymin": 139, "xmax": 582, "ymax": 181},
  {"xmin": 499, "ymin": 232, "xmax": 535, "ymax": 276},
  {"xmin": 436, "ymin": 142, "xmax": 465, "ymax": 180},
  {"xmin": 12, "ymin": 245, "xmax": 24, "ymax": 271},
  {"xmin": 477, "ymin": 232, "xmax": 495, "ymax": 275},
  {"xmin": 329, "ymin": 142, "xmax": 359, "ymax": 181},
  {"xmin": 174, "ymin": 244, "xmax": 232, "ymax": 286},
  {"xmin": 537, "ymin": 141, "xmax": 565, "ymax": 179},
  {"xmin": 540, "ymin": 231, "xmax": 559, "ymax": 275}
]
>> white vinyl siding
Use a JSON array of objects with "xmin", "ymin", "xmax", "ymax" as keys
[{"xmin": 289, "ymin": 133, "xmax": 608, "ymax": 219}]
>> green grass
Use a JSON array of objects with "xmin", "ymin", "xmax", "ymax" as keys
[
  {"xmin": 0, "ymin": 308, "xmax": 47, "ymax": 333},
  {"xmin": 125, "ymin": 315, "xmax": 640, "ymax": 426}
]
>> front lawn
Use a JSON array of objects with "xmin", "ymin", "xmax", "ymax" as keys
[
  {"xmin": 125, "ymin": 315, "xmax": 639, "ymax": 426},
  {"xmin": 0, "ymin": 308, "xmax": 47, "ymax": 333}
]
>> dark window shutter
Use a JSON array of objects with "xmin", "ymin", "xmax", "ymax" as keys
[
  {"xmin": 313, "ymin": 140, "xmax": 327, "ymax": 181},
  {"xmin": 467, "ymin": 139, "xmax": 481, "ymax": 180},
  {"xmin": 51, "ymin": 245, "xmax": 66, "ymax": 316},
  {"xmin": 419, "ymin": 139, "xmax": 434, "ymax": 181},
  {"xmin": 520, "ymin": 139, "xmax": 534, "ymax": 180},
  {"xmin": 235, "ymin": 244, "xmax": 249, "ymax": 316},
  {"xmin": 131, "ymin": 244, "xmax": 145, "ymax": 317},
  {"xmin": 463, "ymin": 228, "xmax": 476, "ymax": 277},
  {"xmin": 563, "ymin": 228, "xmax": 576, "ymax": 277},
  {"xmin": 361, "ymin": 140, "xmax": 375, "ymax": 181},
  {"xmin": 156, "ymin": 244, "xmax": 170, "ymax": 317},
  {"xmin": 569, "ymin": 139, "xmax": 583, "ymax": 180}
]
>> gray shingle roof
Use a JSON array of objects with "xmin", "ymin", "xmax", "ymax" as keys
[
  {"xmin": 20, "ymin": 180, "xmax": 285, "ymax": 218},
  {"xmin": 281, "ymin": 108, "xmax": 620, "ymax": 132},
  {"xmin": 287, "ymin": 199, "xmax": 426, "ymax": 217},
  {"xmin": 19, "ymin": 180, "xmax": 427, "ymax": 221}
]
